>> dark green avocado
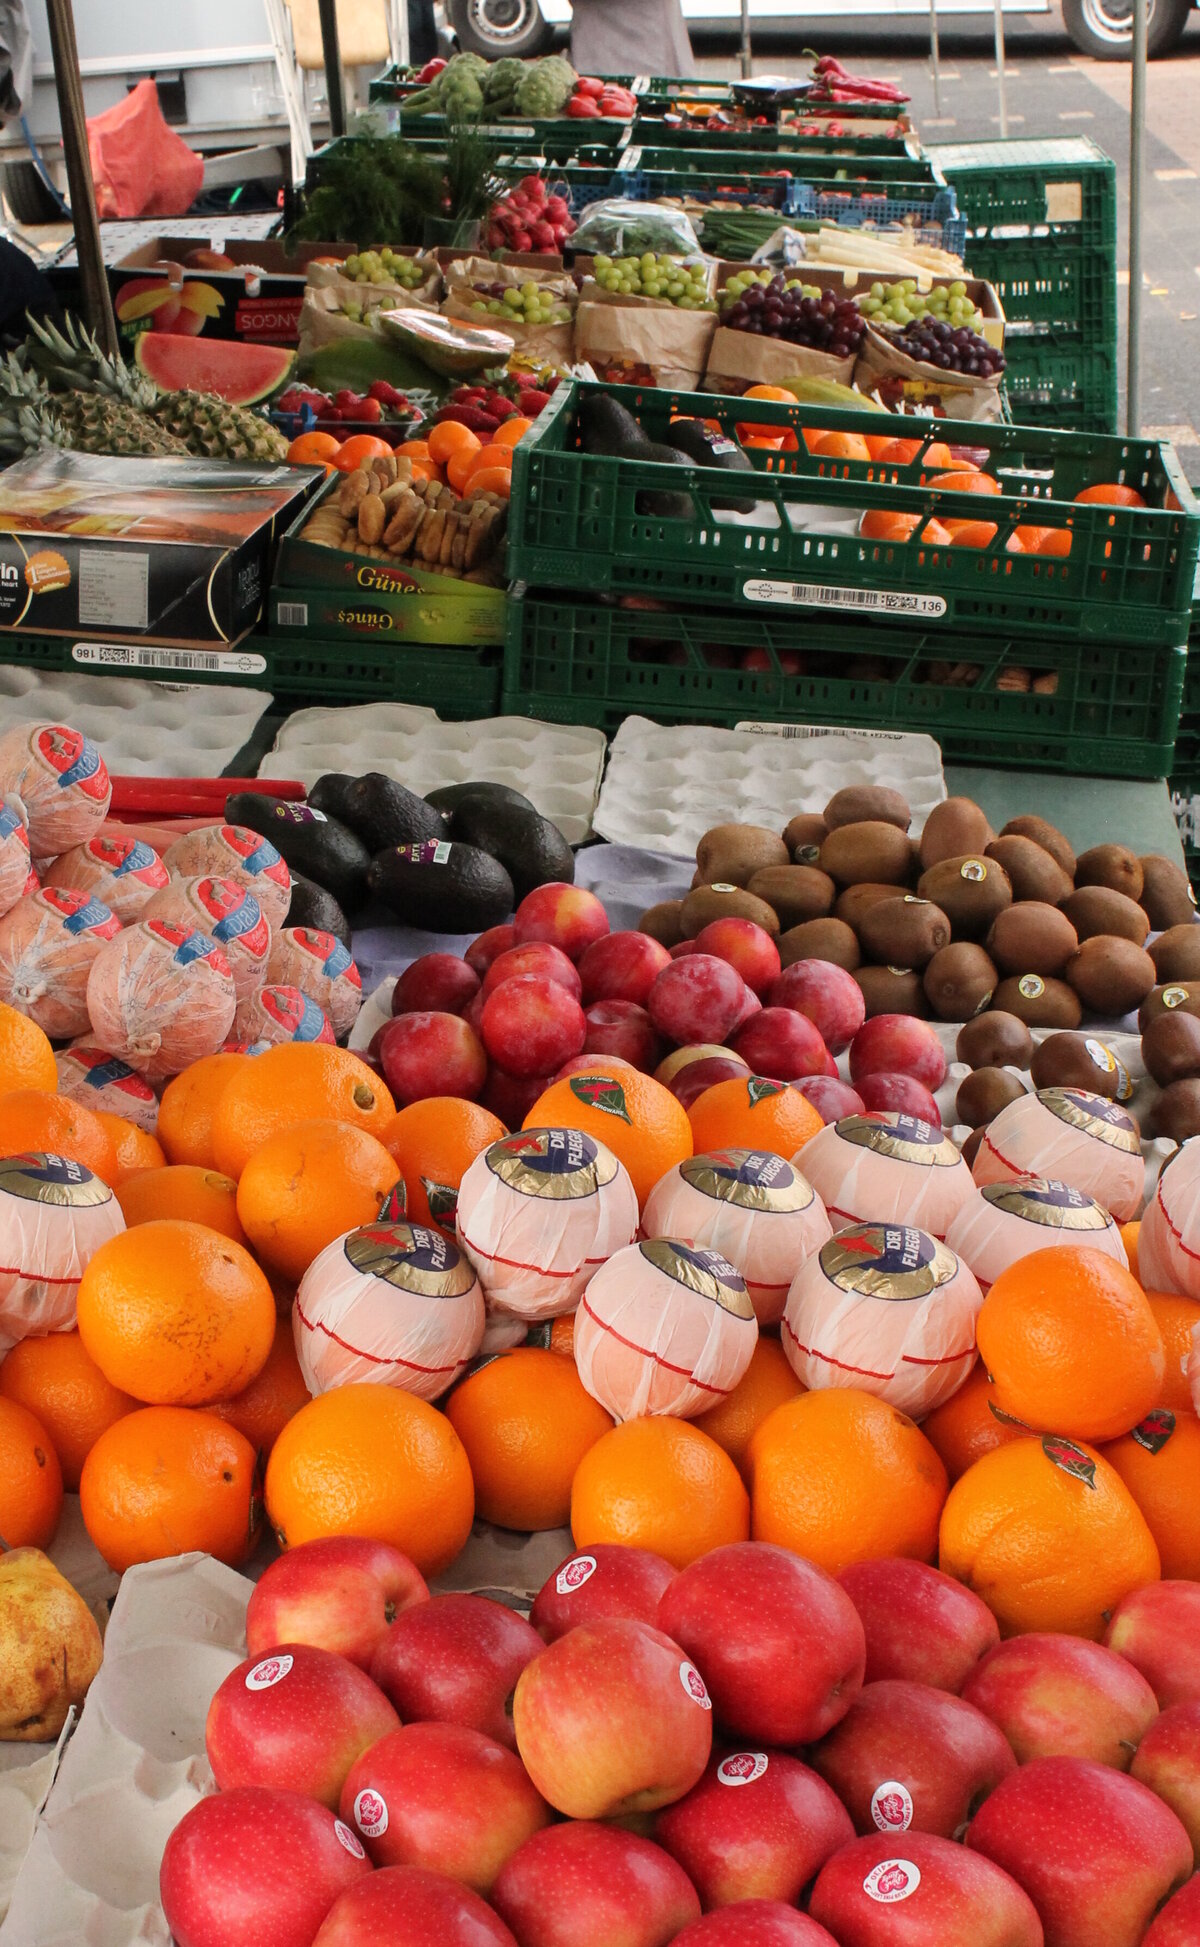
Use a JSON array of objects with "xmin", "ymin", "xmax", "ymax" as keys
[
  {"xmin": 368, "ymin": 839, "xmax": 514, "ymax": 932},
  {"xmin": 425, "ymin": 781, "xmax": 536, "ymax": 818},
  {"xmin": 224, "ymin": 790, "xmax": 372, "ymax": 912},
  {"xmin": 285, "ymin": 871, "xmax": 352, "ymax": 948},
  {"xmin": 449, "ymin": 796, "xmax": 574, "ymax": 902}
]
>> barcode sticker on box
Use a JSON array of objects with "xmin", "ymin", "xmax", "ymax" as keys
[
  {"xmin": 741, "ymin": 579, "xmax": 947, "ymax": 619},
  {"xmin": 276, "ymin": 603, "xmax": 308, "ymax": 629},
  {"xmin": 71, "ymin": 642, "xmax": 267, "ymax": 675}
]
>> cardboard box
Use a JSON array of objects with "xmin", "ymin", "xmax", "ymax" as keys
[
  {"xmin": 0, "ymin": 451, "xmax": 321, "ymax": 647},
  {"xmin": 107, "ymin": 236, "xmax": 353, "ymax": 347}
]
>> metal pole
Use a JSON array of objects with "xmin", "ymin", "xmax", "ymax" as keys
[
  {"xmin": 991, "ymin": 0, "xmax": 1008, "ymax": 138},
  {"xmin": 1128, "ymin": 0, "xmax": 1147, "ymax": 432},
  {"xmin": 739, "ymin": 0, "xmax": 752, "ymax": 79},
  {"xmin": 317, "ymin": 0, "xmax": 347, "ymax": 138},
  {"xmin": 44, "ymin": 0, "xmax": 118, "ymax": 356},
  {"xmin": 928, "ymin": 0, "xmax": 942, "ymax": 117}
]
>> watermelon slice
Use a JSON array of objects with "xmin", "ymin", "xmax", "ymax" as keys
[{"xmin": 134, "ymin": 333, "xmax": 295, "ymax": 404}]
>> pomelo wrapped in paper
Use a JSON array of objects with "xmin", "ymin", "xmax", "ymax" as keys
[
  {"xmin": 640, "ymin": 1148, "xmax": 831, "ymax": 1327},
  {"xmin": 574, "ymin": 1237, "xmax": 758, "ymax": 1421}
]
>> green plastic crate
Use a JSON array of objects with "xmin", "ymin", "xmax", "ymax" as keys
[
  {"xmin": 927, "ymin": 137, "xmax": 1117, "ymax": 247},
  {"xmin": 625, "ymin": 142, "xmax": 938, "ymax": 187},
  {"xmin": 632, "ymin": 116, "xmax": 914, "ymax": 156},
  {"xmin": 508, "ymin": 381, "xmax": 1198, "ymax": 647},
  {"xmin": 963, "ymin": 233, "xmax": 1117, "ymax": 351},
  {"xmin": 1002, "ymin": 344, "xmax": 1119, "ymax": 436}
]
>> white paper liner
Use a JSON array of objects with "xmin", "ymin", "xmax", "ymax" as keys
[
  {"xmin": 639, "ymin": 1154, "xmax": 832, "ymax": 1327},
  {"xmin": 455, "ymin": 1136, "xmax": 639, "ymax": 1321},
  {"xmin": 944, "ymin": 1180, "xmax": 1130, "ymax": 1294},
  {"xmin": 972, "ymin": 1089, "xmax": 1146, "ymax": 1226},
  {"xmin": 573, "ymin": 1238, "xmax": 758, "ymax": 1420},
  {"xmin": 800, "ymin": 1113, "xmax": 977, "ymax": 1239},
  {"xmin": 0, "ymin": 1159, "xmax": 125, "ymax": 1350},
  {"xmin": 294, "ymin": 1228, "xmax": 485, "ymax": 1400}
]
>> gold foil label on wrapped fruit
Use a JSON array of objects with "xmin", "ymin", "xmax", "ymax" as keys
[
  {"xmin": 980, "ymin": 1179, "xmax": 1112, "ymax": 1231},
  {"xmin": 343, "ymin": 1220, "xmax": 477, "ymax": 1296},
  {"xmin": 681, "ymin": 1148, "xmax": 816, "ymax": 1213},
  {"xmin": 485, "ymin": 1127, "xmax": 617, "ymax": 1199},
  {"xmin": 837, "ymin": 1114, "xmax": 961, "ymax": 1168},
  {"xmin": 639, "ymin": 1238, "xmax": 755, "ymax": 1319},
  {"xmin": 819, "ymin": 1224, "xmax": 958, "ymax": 1303},
  {"xmin": 0, "ymin": 1151, "xmax": 112, "ymax": 1206},
  {"xmin": 1038, "ymin": 1087, "xmax": 1140, "ymax": 1153}
]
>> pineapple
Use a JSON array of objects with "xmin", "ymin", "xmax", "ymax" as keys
[
  {"xmin": 149, "ymin": 391, "xmax": 288, "ymax": 463},
  {"xmin": 38, "ymin": 393, "xmax": 189, "ymax": 457},
  {"xmin": 24, "ymin": 312, "xmax": 158, "ymax": 408}
]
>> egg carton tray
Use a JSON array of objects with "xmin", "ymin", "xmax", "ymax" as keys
[
  {"xmin": 258, "ymin": 706, "xmax": 608, "ymax": 848},
  {"xmin": 592, "ymin": 718, "xmax": 947, "ymax": 859},
  {"xmin": 0, "ymin": 669, "xmax": 272, "ymax": 780}
]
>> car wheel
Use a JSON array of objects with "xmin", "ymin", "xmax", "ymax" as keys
[
  {"xmin": 1061, "ymin": 0, "xmax": 1192, "ymax": 58},
  {"xmin": 446, "ymin": 0, "xmax": 553, "ymax": 58},
  {"xmin": 3, "ymin": 160, "xmax": 64, "ymax": 226}
]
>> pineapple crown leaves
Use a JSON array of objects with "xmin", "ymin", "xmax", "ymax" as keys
[{"xmin": 24, "ymin": 309, "xmax": 157, "ymax": 408}]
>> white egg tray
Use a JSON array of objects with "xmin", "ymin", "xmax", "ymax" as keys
[
  {"xmin": 258, "ymin": 708, "xmax": 608, "ymax": 847},
  {"xmin": 592, "ymin": 717, "xmax": 948, "ymax": 859},
  {"xmin": 0, "ymin": 670, "xmax": 272, "ymax": 779}
]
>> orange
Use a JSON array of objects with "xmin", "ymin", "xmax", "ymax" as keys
[
  {"xmin": 976, "ymin": 1246, "xmax": 1165, "ymax": 1443},
  {"xmin": 0, "ymin": 1003, "xmax": 56, "ymax": 1093},
  {"xmin": 380, "ymin": 1097, "xmax": 507, "ymax": 1230},
  {"xmin": 0, "ymin": 1395, "xmax": 63, "ymax": 1547},
  {"xmin": 492, "ymin": 416, "xmax": 533, "ymax": 448},
  {"xmin": 812, "ymin": 431, "xmax": 870, "ymax": 462},
  {"xmin": 447, "ymin": 447, "xmax": 480, "ymax": 494},
  {"xmin": 1031, "ymin": 526, "xmax": 1073, "ymax": 556},
  {"xmin": 208, "ymin": 1317, "xmax": 311, "ymax": 1459},
  {"xmin": 470, "ymin": 444, "xmax": 514, "ymax": 473},
  {"xmin": 742, "ymin": 384, "xmax": 796, "ymax": 403},
  {"xmin": 749, "ymin": 1388, "xmax": 947, "ymax": 1575},
  {"xmin": 876, "ymin": 438, "xmax": 956, "ymax": 470},
  {"xmin": 463, "ymin": 466, "xmax": 512, "ymax": 500},
  {"xmin": 77, "ymin": 1219, "xmax": 275, "ymax": 1407},
  {"xmin": 1122, "ymin": 1221, "xmax": 1141, "ymax": 1281},
  {"xmin": 211, "ymin": 1044, "xmax": 395, "ymax": 1179},
  {"xmin": 80, "ymin": 1405, "xmax": 261, "ymax": 1573},
  {"xmin": 117, "ymin": 1164, "xmax": 246, "ymax": 1244},
  {"xmin": 860, "ymin": 511, "xmax": 953, "ymax": 546},
  {"xmin": 287, "ymin": 430, "xmax": 342, "ymax": 466},
  {"xmin": 157, "ymin": 1053, "xmax": 250, "ymax": 1168},
  {"xmin": 686, "ymin": 1073, "xmax": 822, "ymax": 1161},
  {"xmin": 1076, "ymin": 482, "xmax": 1145, "ymax": 507},
  {"xmin": 0, "ymin": 1330, "xmax": 135, "ymax": 1491},
  {"xmin": 921, "ymin": 1359, "xmax": 1030, "ymax": 1482},
  {"xmin": 523, "ymin": 1065, "xmax": 692, "ymax": 1207},
  {"xmin": 93, "ymin": 1112, "xmax": 166, "ymax": 1183},
  {"xmin": 571, "ymin": 1416, "xmax": 749, "ymax": 1570},
  {"xmin": 1102, "ymin": 1408, "xmax": 1200, "ymax": 1579},
  {"xmin": 397, "ymin": 438, "xmax": 431, "ymax": 461},
  {"xmin": 0, "ymin": 1090, "xmax": 116, "ymax": 1183},
  {"xmin": 332, "ymin": 434, "xmax": 393, "ymax": 470},
  {"xmin": 928, "ymin": 470, "xmax": 1001, "ymax": 495},
  {"xmin": 947, "ymin": 520, "xmax": 999, "ymax": 548},
  {"xmin": 445, "ymin": 1346, "xmax": 613, "ymax": 1531},
  {"xmin": 939, "ymin": 1434, "xmax": 1160, "ymax": 1638},
  {"xmin": 692, "ymin": 1335, "xmax": 805, "ymax": 1481},
  {"xmin": 426, "ymin": 420, "xmax": 481, "ymax": 466},
  {"xmin": 236, "ymin": 1118, "xmax": 401, "ymax": 1281},
  {"xmin": 265, "ymin": 1382, "xmax": 474, "ymax": 1575},
  {"xmin": 1144, "ymin": 1290, "xmax": 1200, "ymax": 1413}
]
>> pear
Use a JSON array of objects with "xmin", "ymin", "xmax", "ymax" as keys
[{"xmin": 0, "ymin": 1547, "xmax": 102, "ymax": 1741}]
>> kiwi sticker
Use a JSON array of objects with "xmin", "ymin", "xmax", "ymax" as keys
[
  {"xmin": 568, "ymin": 1076, "xmax": 631, "ymax": 1123},
  {"xmin": 486, "ymin": 1127, "xmax": 618, "ymax": 1198},
  {"xmin": 1039, "ymin": 1088, "xmax": 1140, "ymax": 1153},
  {"xmin": 681, "ymin": 1148, "xmax": 814, "ymax": 1212},
  {"xmin": 343, "ymin": 1221, "xmax": 477, "ymax": 1296},
  {"xmin": 1042, "ymin": 1435, "xmax": 1097, "ymax": 1488},
  {"xmin": 795, "ymin": 844, "xmax": 820, "ymax": 864},
  {"xmin": 1163, "ymin": 986, "xmax": 1190, "ymax": 1009},
  {"xmin": 1084, "ymin": 1039, "xmax": 1116, "ymax": 1074},
  {"xmin": 1018, "ymin": 975, "xmax": 1045, "ymax": 999},
  {"xmin": 837, "ymin": 1114, "xmax": 960, "ymax": 1167},
  {"xmin": 747, "ymin": 1076, "xmax": 787, "ymax": 1106},
  {"xmin": 960, "ymin": 860, "xmax": 987, "ymax": 881},
  {"xmin": 819, "ymin": 1224, "xmax": 957, "ymax": 1302},
  {"xmin": 1131, "ymin": 1408, "xmax": 1175, "ymax": 1454},
  {"xmin": 710, "ymin": 882, "xmax": 738, "ymax": 894},
  {"xmin": 863, "ymin": 1860, "xmax": 921, "ymax": 1904},
  {"xmin": 902, "ymin": 895, "xmax": 926, "ymax": 906},
  {"xmin": 0, "ymin": 1152, "xmax": 112, "ymax": 1206},
  {"xmin": 639, "ymin": 1238, "xmax": 755, "ymax": 1319},
  {"xmin": 980, "ymin": 1179, "xmax": 1110, "ymax": 1231}
]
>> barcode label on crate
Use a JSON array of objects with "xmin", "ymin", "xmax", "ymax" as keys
[
  {"xmin": 737, "ymin": 722, "xmax": 911, "ymax": 742},
  {"xmin": 479, "ymin": 124, "xmax": 535, "ymax": 138},
  {"xmin": 71, "ymin": 642, "xmax": 268, "ymax": 676},
  {"xmin": 741, "ymin": 579, "xmax": 947, "ymax": 619},
  {"xmin": 276, "ymin": 603, "xmax": 308, "ymax": 628}
]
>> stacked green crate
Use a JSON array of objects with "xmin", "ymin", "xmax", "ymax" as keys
[
  {"xmin": 1170, "ymin": 599, "xmax": 1200, "ymax": 891},
  {"xmin": 927, "ymin": 138, "xmax": 1118, "ymax": 435}
]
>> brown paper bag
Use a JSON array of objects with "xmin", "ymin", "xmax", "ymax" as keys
[
  {"xmin": 440, "ymin": 254, "xmax": 574, "ymax": 299},
  {"xmin": 442, "ymin": 291, "xmax": 575, "ymax": 366},
  {"xmin": 855, "ymin": 322, "xmax": 1003, "ymax": 402},
  {"xmin": 703, "ymin": 325, "xmax": 855, "ymax": 394},
  {"xmin": 574, "ymin": 300, "xmax": 717, "ymax": 389},
  {"xmin": 305, "ymin": 256, "xmax": 441, "ymax": 310}
]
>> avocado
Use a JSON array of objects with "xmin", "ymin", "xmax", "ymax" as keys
[
  {"xmin": 308, "ymin": 774, "xmax": 359, "ymax": 822},
  {"xmin": 285, "ymin": 871, "xmax": 352, "ymax": 948},
  {"xmin": 578, "ymin": 390, "xmax": 692, "ymax": 519},
  {"xmin": 335, "ymin": 772, "xmax": 447, "ymax": 850},
  {"xmin": 449, "ymin": 797, "xmax": 574, "ymax": 902},
  {"xmin": 426, "ymin": 781, "xmax": 536, "ymax": 817},
  {"xmin": 368, "ymin": 839, "xmax": 514, "ymax": 932},
  {"xmin": 666, "ymin": 417, "xmax": 757, "ymax": 513},
  {"xmin": 224, "ymin": 790, "xmax": 372, "ymax": 912}
]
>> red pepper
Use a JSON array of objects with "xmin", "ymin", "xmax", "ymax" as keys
[
  {"xmin": 574, "ymin": 75, "xmax": 605, "ymax": 97},
  {"xmin": 568, "ymin": 95, "xmax": 603, "ymax": 118},
  {"xmin": 415, "ymin": 56, "xmax": 446, "ymax": 83}
]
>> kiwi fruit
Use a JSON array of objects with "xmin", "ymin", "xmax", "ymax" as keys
[
  {"xmin": 1150, "ymin": 924, "xmax": 1200, "ymax": 984},
  {"xmin": 1142, "ymin": 1009, "xmax": 1200, "ymax": 1086},
  {"xmin": 918, "ymin": 796, "xmax": 993, "ymax": 870},
  {"xmin": 857, "ymin": 895, "xmax": 952, "ymax": 970},
  {"xmin": 696, "ymin": 823, "xmax": 790, "ymax": 887},
  {"xmin": 1000, "ymin": 815, "xmax": 1076, "ymax": 879},
  {"xmin": 837, "ymin": 883, "xmax": 911, "ymax": 930},
  {"xmin": 957, "ymin": 1010, "xmax": 1034, "ymax": 1070},
  {"xmin": 961, "ymin": 1126, "xmax": 986, "ymax": 1168},
  {"xmin": 1139, "ymin": 982, "xmax": 1200, "ymax": 1032},
  {"xmin": 823, "ymin": 785, "xmax": 911, "ymax": 833},
  {"xmin": 924, "ymin": 943, "xmax": 999, "ymax": 1022},
  {"xmin": 956, "ymin": 1067, "xmax": 1027, "ymax": 1127},
  {"xmin": 1065, "ymin": 936, "xmax": 1156, "ymax": 1016},
  {"xmin": 986, "ymin": 903, "xmax": 1079, "ymax": 977},
  {"xmin": 680, "ymin": 883, "xmax": 781, "ymax": 939},
  {"xmin": 1149, "ymin": 1078, "xmax": 1200, "ymax": 1142},
  {"xmin": 854, "ymin": 965, "xmax": 929, "ymax": 1019},
  {"xmin": 747, "ymin": 864, "xmax": 835, "ymax": 929},
  {"xmin": 1030, "ymin": 1031, "xmax": 1127, "ymax": 1099},
  {"xmin": 778, "ymin": 917, "xmax": 861, "ymax": 972},
  {"xmin": 819, "ymin": 821, "xmax": 913, "ymax": 888},
  {"xmin": 1074, "ymin": 844, "xmax": 1144, "ymax": 902},
  {"xmin": 1139, "ymin": 854, "xmax": 1197, "ymax": 931},
  {"xmin": 984, "ymin": 835, "xmax": 1073, "ymax": 906},
  {"xmin": 784, "ymin": 812, "xmax": 828, "ymax": 863},
  {"xmin": 1060, "ymin": 886, "xmax": 1151, "ymax": 947},
  {"xmin": 917, "ymin": 855, "xmax": 1013, "ymax": 940},
  {"xmin": 992, "ymin": 974, "xmax": 1083, "ymax": 1029},
  {"xmin": 639, "ymin": 900, "xmax": 684, "ymax": 947}
]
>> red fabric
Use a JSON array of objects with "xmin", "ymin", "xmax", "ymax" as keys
[{"xmin": 87, "ymin": 79, "xmax": 204, "ymax": 221}]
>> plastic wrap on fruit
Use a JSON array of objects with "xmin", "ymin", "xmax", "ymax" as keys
[
  {"xmin": 569, "ymin": 201, "xmax": 703, "ymax": 262},
  {"xmin": 378, "ymin": 308, "xmax": 513, "ymax": 378},
  {"xmin": 573, "ymin": 1237, "xmax": 758, "ymax": 1421},
  {"xmin": 43, "ymin": 833, "xmax": 169, "ymax": 925},
  {"xmin": 641, "ymin": 1150, "xmax": 832, "ymax": 1329},
  {"xmin": 163, "ymin": 823, "xmax": 291, "ymax": 928},
  {"xmin": 1139, "ymin": 1140, "xmax": 1200, "ymax": 1298},
  {"xmin": 234, "ymin": 984, "xmax": 335, "ymax": 1050},
  {"xmin": 265, "ymin": 926, "xmax": 362, "ymax": 1038},
  {"xmin": 0, "ymin": 887, "xmax": 121, "ymax": 1040},
  {"xmin": 144, "ymin": 876, "xmax": 271, "ymax": 1004},
  {"xmin": 945, "ymin": 1178, "xmax": 1129, "ymax": 1296},
  {"xmin": 0, "ymin": 1154, "xmax": 125, "ymax": 1351},
  {"xmin": 294, "ymin": 1220, "xmax": 484, "ymax": 1400},
  {"xmin": 802, "ymin": 1111, "xmax": 977, "ymax": 1241},
  {"xmin": 0, "ymin": 805, "xmax": 31, "ymax": 920},
  {"xmin": 86, "ymin": 917, "xmax": 236, "ymax": 1083},
  {"xmin": 973, "ymin": 1087, "xmax": 1144, "ymax": 1227},
  {"xmin": 0, "ymin": 721, "xmax": 111, "ymax": 858},
  {"xmin": 56, "ymin": 1041, "xmax": 160, "ymax": 1132}
]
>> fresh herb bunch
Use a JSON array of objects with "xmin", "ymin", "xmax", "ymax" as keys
[{"xmin": 290, "ymin": 124, "xmax": 506, "ymax": 247}]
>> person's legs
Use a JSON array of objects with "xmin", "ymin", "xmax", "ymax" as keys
[{"xmin": 408, "ymin": 0, "xmax": 438, "ymax": 65}]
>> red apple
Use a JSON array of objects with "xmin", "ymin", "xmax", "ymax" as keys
[
  {"xmin": 810, "ymin": 1678, "xmax": 1016, "ymax": 1840},
  {"xmin": 967, "ymin": 1756, "xmax": 1193, "ymax": 1947},
  {"xmin": 1143, "ymin": 1874, "xmax": 1200, "ymax": 1947},
  {"xmin": 585, "ymin": 1000, "xmax": 663, "ymax": 1071},
  {"xmin": 649, "ymin": 956, "xmax": 748, "ymax": 1046},
  {"xmin": 370, "ymin": 1592, "xmax": 542, "ymax": 1751},
  {"xmin": 511, "ymin": 1617, "xmax": 712, "ymax": 1818},
  {"xmin": 768, "ymin": 962, "xmax": 866, "ymax": 1054},
  {"xmin": 160, "ymin": 1786, "xmax": 372, "ymax": 1947},
  {"xmin": 790, "ymin": 1075, "xmax": 866, "ymax": 1123},
  {"xmin": 467, "ymin": 925, "xmax": 517, "ymax": 976},
  {"xmin": 491, "ymin": 1819, "xmax": 701, "ymax": 1947},
  {"xmin": 656, "ymin": 1749, "xmax": 852, "ymax": 1907},
  {"xmin": 672, "ymin": 1905, "xmax": 840, "ymax": 1946},
  {"xmin": 857, "ymin": 1072, "xmax": 943, "ymax": 1125},
  {"xmin": 839, "ymin": 1559, "xmax": 999, "ymax": 1695},
  {"xmin": 482, "ymin": 943, "xmax": 582, "ymax": 1000},
  {"xmin": 482, "ymin": 1065, "xmax": 553, "ymax": 1127},
  {"xmin": 379, "ymin": 1011, "xmax": 487, "ymax": 1104},
  {"xmin": 312, "ymin": 1865, "xmax": 520, "ymax": 1946},
  {"xmin": 482, "ymin": 975, "xmax": 587, "ymax": 1077},
  {"xmin": 693, "ymin": 919, "xmax": 782, "ymax": 998},
  {"xmin": 246, "ymin": 1536, "xmax": 429, "ymax": 1670},
  {"xmin": 393, "ymin": 954, "xmax": 480, "ymax": 1017},
  {"xmin": 205, "ymin": 1644, "xmax": 400, "ymax": 1808},
  {"xmin": 849, "ymin": 1015, "xmax": 948, "ymax": 1092},
  {"xmin": 656, "ymin": 1542, "xmax": 865, "ymax": 1745},
  {"xmin": 1130, "ymin": 1702, "xmax": 1200, "ymax": 1852},
  {"xmin": 732, "ymin": 1008, "xmax": 829, "ymax": 1082},
  {"xmin": 513, "ymin": 884, "xmax": 610, "ymax": 961},
  {"xmin": 340, "ymin": 1721, "xmax": 550, "ymax": 1892},
  {"xmin": 810, "ymin": 1831, "xmax": 1044, "ymax": 1947},
  {"xmin": 580, "ymin": 931, "xmax": 672, "ymax": 1006},
  {"xmin": 530, "ymin": 1545, "xmax": 677, "ymax": 1642},
  {"xmin": 1106, "ymin": 1583, "xmax": 1200, "ymax": 1707},
  {"xmin": 962, "ymin": 1633, "xmax": 1159, "ymax": 1769}
]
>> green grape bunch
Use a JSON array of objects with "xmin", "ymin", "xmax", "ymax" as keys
[
  {"xmin": 855, "ymin": 278, "xmax": 983, "ymax": 333},
  {"xmin": 591, "ymin": 254, "xmax": 718, "ymax": 311},
  {"xmin": 342, "ymin": 248, "xmax": 431, "ymax": 289},
  {"xmin": 469, "ymin": 280, "xmax": 573, "ymax": 325}
]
